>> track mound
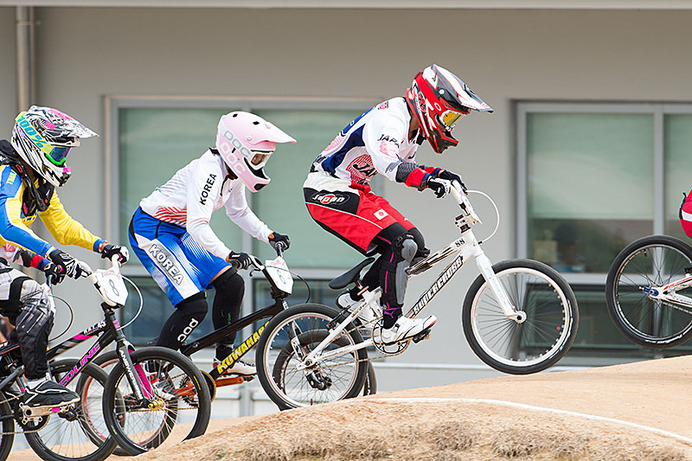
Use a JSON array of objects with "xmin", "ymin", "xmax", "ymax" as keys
[{"xmin": 138, "ymin": 355, "xmax": 692, "ymax": 460}]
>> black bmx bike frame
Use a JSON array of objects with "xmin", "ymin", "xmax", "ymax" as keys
[
  {"xmin": 179, "ymin": 270, "xmax": 291, "ymax": 381},
  {"xmin": 0, "ymin": 301, "xmax": 150, "ymax": 410}
]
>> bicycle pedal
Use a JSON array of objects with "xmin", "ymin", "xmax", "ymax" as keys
[{"xmin": 412, "ymin": 327, "xmax": 433, "ymax": 343}]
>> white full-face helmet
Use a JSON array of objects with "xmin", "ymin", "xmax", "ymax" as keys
[
  {"xmin": 10, "ymin": 105, "xmax": 98, "ymax": 187},
  {"xmin": 215, "ymin": 111, "xmax": 296, "ymax": 192}
]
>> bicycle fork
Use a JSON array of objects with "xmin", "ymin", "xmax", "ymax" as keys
[
  {"xmin": 106, "ymin": 309, "xmax": 159, "ymax": 409},
  {"xmin": 474, "ymin": 252, "xmax": 525, "ymax": 323}
]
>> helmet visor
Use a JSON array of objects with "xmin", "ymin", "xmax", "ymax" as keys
[
  {"xmin": 45, "ymin": 145, "xmax": 72, "ymax": 166},
  {"xmin": 439, "ymin": 110, "xmax": 466, "ymax": 129}
]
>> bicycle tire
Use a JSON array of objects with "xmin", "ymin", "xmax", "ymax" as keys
[
  {"xmin": 362, "ymin": 362, "xmax": 377, "ymax": 396},
  {"xmin": 0, "ymin": 391, "xmax": 14, "ymax": 461},
  {"xmin": 256, "ymin": 303, "xmax": 368, "ymax": 410},
  {"xmin": 102, "ymin": 346, "xmax": 211, "ymax": 455},
  {"xmin": 76, "ymin": 351, "xmax": 131, "ymax": 457},
  {"xmin": 24, "ymin": 360, "xmax": 117, "ymax": 461},
  {"xmin": 605, "ymin": 235, "xmax": 692, "ymax": 348},
  {"xmin": 94, "ymin": 349, "xmax": 218, "ymax": 405},
  {"xmin": 462, "ymin": 259, "xmax": 579, "ymax": 375}
]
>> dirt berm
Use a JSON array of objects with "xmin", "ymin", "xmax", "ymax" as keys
[{"xmin": 138, "ymin": 355, "xmax": 692, "ymax": 460}]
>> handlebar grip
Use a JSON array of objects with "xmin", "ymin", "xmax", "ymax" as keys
[
  {"xmin": 229, "ymin": 259, "xmax": 242, "ymax": 269},
  {"xmin": 274, "ymin": 242, "xmax": 286, "ymax": 257}
]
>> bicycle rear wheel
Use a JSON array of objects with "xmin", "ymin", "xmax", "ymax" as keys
[
  {"xmin": 24, "ymin": 360, "xmax": 116, "ymax": 461},
  {"xmin": 256, "ymin": 303, "xmax": 368, "ymax": 410},
  {"xmin": 363, "ymin": 362, "xmax": 377, "ymax": 396},
  {"xmin": 101, "ymin": 346, "xmax": 211, "ymax": 455},
  {"xmin": 0, "ymin": 390, "xmax": 14, "ymax": 461},
  {"xmin": 462, "ymin": 259, "xmax": 579, "ymax": 375},
  {"xmin": 605, "ymin": 235, "xmax": 692, "ymax": 348}
]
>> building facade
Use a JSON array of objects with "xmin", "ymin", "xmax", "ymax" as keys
[{"xmin": 1, "ymin": 2, "xmax": 691, "ymax": 418}]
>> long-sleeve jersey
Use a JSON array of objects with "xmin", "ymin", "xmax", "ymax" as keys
[
  {"xmin": 311, "ymin": 97, "xmax": 433, "ymax": 188},
  {"xmin": 0, "ymin": 163, "xmax": 104, "ymax": 258},
  {"xmin": 139, "ymin": 149, "xmax": 272, "ymax": 259}
]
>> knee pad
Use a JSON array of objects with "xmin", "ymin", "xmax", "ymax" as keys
[
  {"xmin": 14, "ymin": 281, "xmax": 55, "ymax": 379},
  {"xmin": 380, "ymin": 232, "xmax": 418, "ymax": 307},
  {"xmin": 407, "ymin": 228, "xmax": 429, "ymax": 259},
  {"xmin": 161, "ymin": 293, "xmax": 208, "ymax": 348},
  {"xmin": 211, "ymin": 269, "xmax": 244, "ymax": 298}
]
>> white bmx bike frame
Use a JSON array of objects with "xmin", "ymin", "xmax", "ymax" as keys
[
  {"xmin": 640, "ymin": 272, "xmax": 692, "ymax": 312},
  {"xmin": 297, "ymin": 182, "xmax": 525, "ymax": 369}
]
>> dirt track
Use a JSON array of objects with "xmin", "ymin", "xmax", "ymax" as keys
[
  {"xmin": 13, "ymin": 355, "xmax": 692, "ymax": 460},
  {"xmin": 137, "ymin": 355, "xmax": 692, "ymax": 460}
]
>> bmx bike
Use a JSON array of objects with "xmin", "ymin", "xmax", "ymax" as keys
[{"xmin": 255, "ymin": 181, "xmax": 580, "ymax": 409}]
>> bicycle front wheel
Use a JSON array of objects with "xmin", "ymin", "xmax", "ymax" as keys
[
  {"xmin": 24, "ymin": 359, "xmax": 116, "ymax": 461},
  {"xmin": 605, "ymin": 235, "xmax": 692, "ymax": 348},
  {"xmin": 462, "ymin": 259, "xmax": 579, "ymax": 375},
  {"xmin": 256, "ymin": 303, "xmax": 368, "ymax": 410},
  {"xmin": 102, "ymin": 346, "xmax": 211, "ymax": 456}
]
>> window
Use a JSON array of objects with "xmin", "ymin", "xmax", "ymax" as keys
[
  {"xmin": 108, "ymin": 97, "xmax": 375, "ymax": 344},
  {"xmin": 518, "ymin": 103, "xmax": 692, "ymax": 355}
]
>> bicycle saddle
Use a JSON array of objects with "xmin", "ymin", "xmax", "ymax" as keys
[{"xmin": 329, "ymin": 257, "xmax": 375, "ymax": 290}]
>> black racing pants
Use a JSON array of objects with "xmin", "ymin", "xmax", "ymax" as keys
[{"xmin": 0, "ymin": 263, "xmax": 55, "ymax": 379}]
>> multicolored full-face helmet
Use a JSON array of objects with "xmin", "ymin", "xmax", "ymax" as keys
[
  {"xmin": 216, "ymin": 111, "xmax": 296, "ymax": 192},
  {"xmin": 406, "ymin": 64, "xmax": 493, "ymax": 154},
  {"xmin": 10, "ymin": 106, "xmax": 98, "ymax": 187}
]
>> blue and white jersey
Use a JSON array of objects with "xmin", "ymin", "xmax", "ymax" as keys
[{"xmin": 311, "ymin": 98, "xmax": 420, "ymax": 185}]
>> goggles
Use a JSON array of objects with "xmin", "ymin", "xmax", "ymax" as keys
[
  {"xmin": 44, "ymin": 145, "xmax": 72, "ymax": 166},
  {"xmin": 250, "ymin": 151, "xmax": 272, "ymax": 166},
  {"xmin": 438, "ymin": 110, "xmax": 467, "ymax": 130}
]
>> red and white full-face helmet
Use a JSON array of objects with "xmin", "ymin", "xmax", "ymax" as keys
[
  {"xmin": 216, "ymin": 112, "xmax": 296, "ymax": 192},
  {"xmin": 406, "ymin": 64, "xmax": 493, "ymax": 154}
]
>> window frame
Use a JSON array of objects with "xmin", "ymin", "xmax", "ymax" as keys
[
  {"xmin": 516, "ymin": 101, "xmax": 692, "ymax": 356},
  {"xmin": 516, "ymin": 101, "xmax": 692, "ymax": 285}
]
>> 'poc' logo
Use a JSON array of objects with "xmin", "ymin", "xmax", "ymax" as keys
[{"xmin": 177, "ymin": 318, "xmax": 199, "ymax": 343}]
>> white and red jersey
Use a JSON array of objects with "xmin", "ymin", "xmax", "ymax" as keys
[
  {"xmin": 311, "ymin": 98, "xmax": 422, "ymax": 185},
  {"xmin": 140, "ymin": 150, "xmax": 272, "ymax": 259}
]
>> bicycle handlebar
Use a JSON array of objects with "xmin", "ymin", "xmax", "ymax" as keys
[{"xmin": 450, "ymin": 180, "xmax": 482, "ymax": 226}]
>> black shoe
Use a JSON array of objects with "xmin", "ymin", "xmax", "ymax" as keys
[{"xmin": 22, "ymin": 381, "xmax": 79, "ymax": 411}]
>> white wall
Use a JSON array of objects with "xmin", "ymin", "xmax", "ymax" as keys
[
  {"xmin": 0, "ymin": 9, "xmax": 17, "ymax": 130},
  {"xmin": 4, "ymin": 6, "xmax": 692, "ymax": 402}
]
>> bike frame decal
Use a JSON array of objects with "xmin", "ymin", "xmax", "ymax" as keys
[
  {"xmin": 406, "ymin": 255, "xmax": 465, "ymax": 319},
  {"xmin": 58, "ymin": 341, "xmax": 102, "ymax": 386},
  {"xmin": 215, "ymin": 322, "xmax": 268, "ymax": 375},
  {"xmin": 47, "ymin": 319, "xmax": 109, "ymax": 360}
]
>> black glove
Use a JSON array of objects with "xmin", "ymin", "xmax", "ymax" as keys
[
  {"xmin": 423, "ymin": 176, "xmax": 451, "ymax": 199},
  {"xmin": 43, "ymin": 262, "xmax": 65, "ymax": 285},
  {"xmin": 437, "ymin": 169, "xmax": 467, "ymax": 192},
  {"xmin": 100, "ymin": 243, "xmax": 130, "ymax": 264},
  {"xmin": 48, "ymin": 249, "xmax": 82, "ymax": 279},
  {"xmin": 226, "ymin": 251, "xmax": 252, "ymax": 270},
  {"xmin": 268, "ymin": 232, "xmax": 290, "ymax": 252}
]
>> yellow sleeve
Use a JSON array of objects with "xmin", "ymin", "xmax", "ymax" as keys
[
  {"xmin": 0, "ymin": 169, "xmax": 54, "ymax": 257},
  {"xmin": 39, "ymin": 191, "xmax": 103, "ymax": 252}
]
